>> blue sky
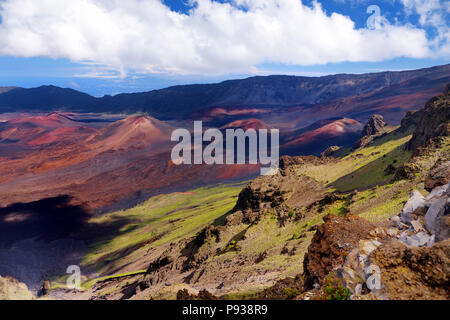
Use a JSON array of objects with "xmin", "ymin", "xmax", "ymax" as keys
[{"xmin": 0, "ymin": 0, "xmax": 448, "ymax": 96}]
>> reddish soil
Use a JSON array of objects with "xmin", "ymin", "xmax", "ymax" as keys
[
  {"xmin": 0, "ymin": 113, "xmax": 260, "ymax": 211},
  {"xmin": 221, "ymin": 118, "xmax": 271, "ymax": 130}
]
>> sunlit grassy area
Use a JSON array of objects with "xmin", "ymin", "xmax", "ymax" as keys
[
  {"xmin": 81, "ymin": 270, "xmax": 147, "ymax": 290},
  {"xmin": 359, "ymin": 193, "xmax": 409, "ymax": 222},
  {"xmin": 82, "ymin": 182, "xmax": 246, "ymax": 275},
  {"xmin": 413, "ymin": 137, "xmax": 450, "ymax": 173},
  {"xmin": 295, "ymin": 129, "xmax": 412, "ymax": 191},
  {"xmin": 68, "ymin": 129, "xmax": 449, "ymax": 299}
]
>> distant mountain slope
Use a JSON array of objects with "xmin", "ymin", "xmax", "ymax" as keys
[
  {"xmin": 85, "ymin": 115, "xmax": 174, "ymax": 151},
  {"xmin": 0, "ymin": 64, "xmax": 448, "ymax": 119},
  {"xmin": 0, "ymin": 85, "xmax": 95, "ymax": 112},
  {"xmin": 282, "ymin": 118, "xmax": 363, "ymax": 155},
  {"xmin": 0, "ymin": 87, "xmax": 17, "ymax": 94}
]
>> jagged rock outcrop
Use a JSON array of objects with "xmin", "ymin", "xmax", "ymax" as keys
[
  {"xmin": 425, "ymin": 161, "xmax": 450, "ymax": 191},
  {"xmin": 320, "ymin": 146, "xmax": 341, "ymax": 158},
  {"xmin": 399, "ymin": 190, "xmax": 427, "ymax": 224},
  {"xmin": 407, "ymin": 85, "xmax": 450, "ymax": 152},
  {"xmin": 353, "ymin": 114, "xmax": 388, "ymax": 149},
  {"xmin": 303, "ymin": 179, "xmax": 450, "ymax": 300},
  {"xmin": 176, "ymin": 288, "xmax": 218, "ymax": 300},
  {"xmin": 233, "ymin": 156, "xmax": 327, "ymax": 217},
  {"xmin": 393, "ymin": 162, "xmax": 420, "ymax": 181},
  {"xmin": 0, "ymin": 276, "xmax": 35, "ymax": 300},
  {"xmin": 400, "ymin": 109, "xmax": 424, "ymax": 132},
  {"xmin": 369, "ymin": 240, "xmax": 449, "ymax": 300},
  {"xmin": 302, "ymin": 214, "xmax": 376, "ymax": 290},
  {"xmin": 425, "ymin": 184, "xmax": 450, "ymax": 242},
  {"xmin": 361, "ymin": 114, "xmax": 388, "ymax": 137}
]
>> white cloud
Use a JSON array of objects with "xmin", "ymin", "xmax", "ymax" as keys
[
  {"xmin": 0, "ymin": 0, "xmax": 443, "ymax": 76},
  {"xmin": 400, "ymin": 0, "xmax": 450, "ymax": 57}
]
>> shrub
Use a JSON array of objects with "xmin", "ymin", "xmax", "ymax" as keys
[
  {"xmin": 283, "ymin": 288, "xmax": 302, "ymax": 300},
  {"xmin": 315, "ymin": 272, "xmax": 351, "ymax": 300}
]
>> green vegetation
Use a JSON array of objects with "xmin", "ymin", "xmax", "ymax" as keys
[
  {"xmin": 72, "ymin": 127, "xmax": 450, "ymax": 299},
  {"xmin": 315, "ymin": 272, "xmax": 352, "ymax": 300},
  {"xmin": 359, "ymin": 189, "xmax": 409, "ymax": 222},
  {"xmin": 81, "ymin": 270, "xmax": 147, "ymax": 290},
  {"xmin": 297, "ymin": 129, "xmax": 412, "ymax": 191},
  {"xmin": 222, "ymin": 229, "xmax": 248, "ymax": 253},
  {"xmin": 283, "ymin": 287, "xmax": 303, "ymax": 300},
  {"xmin": 82, "ymin": 182, "xmax": 245, "ymax": 275}
]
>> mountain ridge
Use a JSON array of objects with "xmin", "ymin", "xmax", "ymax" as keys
[{"xmin": 0, "ymin": 64, "xmax": 449, "ymax": 120}]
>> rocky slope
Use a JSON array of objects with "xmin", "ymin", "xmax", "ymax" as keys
[
  {"xmin": 1, "ymin": 65, "xmax": 448, "ymax": 119},
  {"xmin": 407, "ymin": 84, "xmax": 450, "ymax": 152},
  {"xmin": 0, "ymin": 276, "xmax": 35, "ymax": 300},
  {"xmin": 353, "ymin": 114, "xmax": 388, "ymax": 149},
  {"xmin": 283, "ymin": 118, "xmax": 363, "ymax": 156},
  {"xmin": 300, "ymin": 182, "xmax": 449, "ymax": 300},
  {"xmin": 298, "ymin": 86, "xmax": 450, "ymax": 300},
  {"xmin": 41, "ymin": 84, "xmax": 449, "ymax": 300},
  {"xmin": 0, "ymin": 113, "xmax": 260, "ymax": 210},
  {"xmin": 3, "ymin": 84, "xmax": 449, "ymax": 301}
]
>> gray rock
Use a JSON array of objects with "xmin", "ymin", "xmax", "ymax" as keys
[
  {"xmin": 401, "ymin": 190, "xmax": 426, "ymax": 224},
  {"xmin": 401, "ymin": 232, "xmax": 434, "ymax": 247},
  {"xmin": 427, "ymin": 234, "xmax": 436, "ymax": 247},
  {"xmin": 390, "ymin": 216, "xmax": 401, "ymax": 228},
  {"xmin": 386, "ymin": 228, "xmax": 399, "ymax": 237},
  {"xmin": 398, "ymin": 230, "xmax": 409, "ymax": 240},
  {"xmin": 425, "ymin": 183, "xmax": 450, "ymax": 202},
  {"xmin": 434, "ymin": 216, "xmax": 449, "ymax": 242},
  {"xmin": 425, "ymin": 196, "xmax": 447, "ymax": 234},
  {"xmin": 410, "ymin": 220, "xmax": 425, "ymax": 233}
]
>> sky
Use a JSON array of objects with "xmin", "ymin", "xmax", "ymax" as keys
[{"xmin": 0, "ymin": 0, "xmax": 448, "ymax": 96}]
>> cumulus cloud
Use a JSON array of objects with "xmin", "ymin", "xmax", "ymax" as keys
[
  {"xmin": 0, "ymin": 0, "xmax": 443, "ymax": 76},
  {"xmin": 400, "ymin": 0, "xmax": 450, "ymax": 56}
]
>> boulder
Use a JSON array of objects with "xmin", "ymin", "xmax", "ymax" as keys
[
  {"xmin": 423, "ymin": 187, "xmax": 450, "ymax": 242},
  {"xmin": 399, "ymin": 232, "xmax": 435, "ymax": 247},
  {"xmin": 400, "ymin": 190, "xmax": 427, "ymax": 224},
  {"xmin": 361, "ymin": 115, "xmax": 388, "ymax": 137},
  {"xmin": 390, "ymin": 216, "xmax": 402, "ymax": 228},
  {"xmin": 425, "ymin": 183, "xmax": 450, "ymax": 202},
  {"xmin": 303, "ymin": 214, "xmax": 376, "ymax": 289},
  {"xmin": 435, "ymin": 214, "xmax": 450, "ymax": 242},
  {"xmin": 410, "ymin": 220, "xmax": 425, "ymax": 233},
  {"xmin": 425, "ymin": 162, "xmax": 450, "ymax": 191},
  {"xmin": 425, "ymin": 196, "xmax": 447, "ymax": 236}
]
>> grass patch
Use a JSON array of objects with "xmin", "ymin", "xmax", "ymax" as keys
[
  {"xmin": 81, "ymin": 270, "xmax": 147, "ymax": 290},
  {"xmin": 294, "ymin": 129, "xmax": 412, "ymax": 191},
  {"xmin": 332, "ymin": 144, "xmax": 412, "ymax": 191},
  {"xmin": 359, "ymin": 193, "xmax": 409, "ymax": 222},
  {"xmin": 81, "ymin": 182, "xmax": 245, "ymax": 275}
]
